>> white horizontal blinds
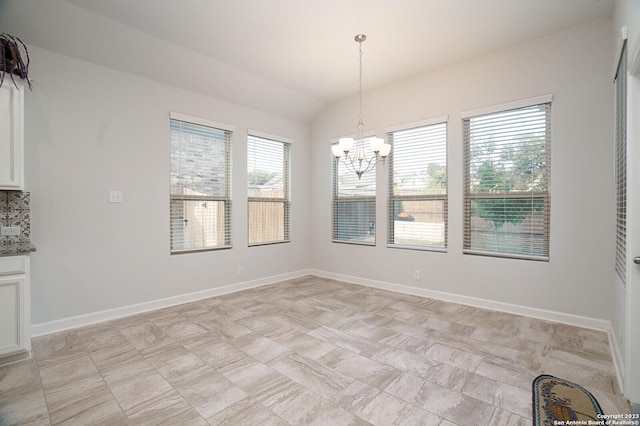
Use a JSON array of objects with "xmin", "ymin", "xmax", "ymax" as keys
[
  {"xmin": 247, "ymin": 134, "xmax": 290, "ymax": 245},
  {"xmin": 387, "ymin": 122, "xmax": 447, "ymax": 249},
  {"xmin": 170, "ymin": 118, "xmax": 232, "ymax": 252},
  {"xmin": 463, "ymin": 102, "xmax": 551, "ymax": 259},
  {"xmin": 332, "ymin": 136, "xmax": 376, "ymax": 245},
  {"xmin": 615, "ymin": 42, "xmax": 627, "ymax": 285}
]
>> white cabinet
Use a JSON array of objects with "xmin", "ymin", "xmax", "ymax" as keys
[
  {"xmin": 0, "ymin": 81, "xmax": 24, "ymax": 190},
  {"xmin": 0, "ymin": 255, "xmax": 30, "ymax": 365}
]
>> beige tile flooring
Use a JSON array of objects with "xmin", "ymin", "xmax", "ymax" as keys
[{"xmin": 0, "ymin": 275, "xmax": 630, "ymax": 425}]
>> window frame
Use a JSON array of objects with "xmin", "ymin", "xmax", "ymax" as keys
[
  {"xmin": 386, "ymin": 116, "xmax": 448, "ymax": 251},
  {"xmin": 462, "ymin": 95, "xmax": 552, "ymax": 261},
  {"xmin": 169, "ymin": 112, "xmax": 233, "ymax": 254},
  {"xmin": 331, "ymin": 132, "xmax": 377, "ymax": 246},
  {"xmin": 247, "ymin": 131, "xmax": 291, "ymax": 246}
]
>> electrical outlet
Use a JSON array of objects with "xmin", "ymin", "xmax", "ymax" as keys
[
  {"xmin": 238, "ymin": 267, "xmax": 244, "ymax": 277},
  {"xmin": 108, "ymin": 191, "xmax": 124, "ymax": 203},
  {"xmin": 0, "ymin": 226, "xmax": 21, "ymax": 236},
  {"xmin": 414, "ymin": 270, "xmax": 421, "ymax": 281}
]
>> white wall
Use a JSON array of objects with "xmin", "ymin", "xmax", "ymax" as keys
[
  {"xmin": 311, "ymin": 18, "xmax": 615, "ymax": 322},
  {"xmin": 24, "ymin": 46, "xmax": 311, "ymax": 328},
  {"xmin": 20, "ymin": 16, "xmax": 619, "ymax": 333}
]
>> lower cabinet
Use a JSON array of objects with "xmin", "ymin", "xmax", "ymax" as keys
[{"xmin": 0, "ymin": 255, "xmax": 30, "ymax": 365}]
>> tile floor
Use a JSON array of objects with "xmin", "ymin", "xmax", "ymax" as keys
[{"xmin": 0, "ymin": 275, "xmax": 631, "ymax": 425}]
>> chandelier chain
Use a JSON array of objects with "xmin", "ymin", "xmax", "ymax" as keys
[{"xmin": 358, "ymin": 38, "xmax": 363, "ymax": 128}]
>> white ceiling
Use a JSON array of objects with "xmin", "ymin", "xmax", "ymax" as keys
[{"xmin": 0, "ymin": 0, "xmax": 614, "ymax": 122}]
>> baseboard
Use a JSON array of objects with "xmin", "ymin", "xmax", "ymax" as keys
[
  {"xmin": 309, "ymin": 269, "xmax": 611, "ymax": 331},
  {"xmin": 608, "ymin": 322, "xmax": 626, "ymax": 394},
  {"xmin": 31, "ymin": 269, "xmax": 611, "ymax": 336},
  {"xmin": 31, "ymin": 269, "xmax": 625, "ymax": 399},
  {"xmin": 30, "ymin": 269, "xmax": 312, "ymax": 337},
  {"xmin": 0, "ymin": 349, "xmax": 31, "ymax": 367}
]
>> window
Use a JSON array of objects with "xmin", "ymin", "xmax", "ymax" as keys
[
  {"xmin": 247, "ymin": 132, "xmax": 291, "ymax": 245},
  {"xmin": 170, "ymin": 113, "xmax": 232, "ymax": 253},
  {"xmin": 332, "ymin": 136, "xmax": 377, "ymax": 245},
  {"xmin": 387, "ymin": 119, "xmax": 447, "ymax": 250},
  {"xmin": 615, "ymin": 41, "xmax": 627, "ymax": 285},
  {"xmin": 463, "ymin": 96, "xmax": 551, "ymax": 260}
]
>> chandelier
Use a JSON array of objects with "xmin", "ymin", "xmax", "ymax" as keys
[{"xmin": 331, "ymin": 34, "xmax": 391, "ymax": 179}]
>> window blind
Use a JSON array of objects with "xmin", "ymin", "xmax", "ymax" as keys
[
  {"xmin": 387, "ymin": 121, "xmax": 447, "ymax": 250},
  {"xmin": 332, "ymin": 136, "xmax": 376, "ymax": 245},
  {"xmin": 247, "ymin": 134, "xmax": 290, "ymax": 245},
  {"xmin": 170, "ymin": 117, "xmax": 232, "ymax": 252},
  {"xmin": 615, "ymin": 41, "xmax": 627, "ymax": 285},
  {"xmin": 463, "ymin": 101, "xmax": 551, "ymax": 260}
]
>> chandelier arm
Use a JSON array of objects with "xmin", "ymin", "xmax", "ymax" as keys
[
  {"xmin": 339, "ymin": 153, "xmax": 359, "ymax": 176},
  {"xmin": 342, "ymin": 153, "xmax": 362, "ymax": 176},
  {"xmin": 340, "ymin": 152, "xmax": 381, "ymax": 179},
  {"xmin": 360, "ymin": 155, "xmax": 378, "ymax": 176}
]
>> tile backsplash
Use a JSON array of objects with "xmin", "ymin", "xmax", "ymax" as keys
[{"xmin": 0, "ymin": 191, "xmax": 32, "ymax": 249}]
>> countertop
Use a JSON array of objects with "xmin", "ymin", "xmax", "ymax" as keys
[{"xmin": 0, "ymin": 242, "xmax": 36, "ymax": 256}]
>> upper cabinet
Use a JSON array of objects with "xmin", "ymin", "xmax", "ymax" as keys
[{"xmin": 0, "ymin": 81, "xmax": 24, "ymax": 190}]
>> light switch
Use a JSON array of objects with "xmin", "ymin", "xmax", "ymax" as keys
[{"xmin": 108, "ymin": 191, "xmax": 123, "ymax": 203}]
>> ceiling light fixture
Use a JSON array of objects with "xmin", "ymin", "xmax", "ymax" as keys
[{"xmin": 331, "ymin": 34, "xmax": 390, "ymax": 179}]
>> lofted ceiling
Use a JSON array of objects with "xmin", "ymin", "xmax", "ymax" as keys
[{"xmin": 0, "ymin": 0, "xmax": 614, "ymax": 122}]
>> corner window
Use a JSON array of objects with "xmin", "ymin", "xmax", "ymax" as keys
[
  {"xmin": 463, "ymin": 97, "xmax": 551, "ymax": 260},
  {"xmin": 247, "ymin": 133, "xmax": 291, "ymax": 245},
  {"xmin": 170, "ymin": 114, "xmax": 232, "ymax": 253},
  {"xmin": 387, "ymin": 119, "xmax": 447, "ymax": 250}
]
